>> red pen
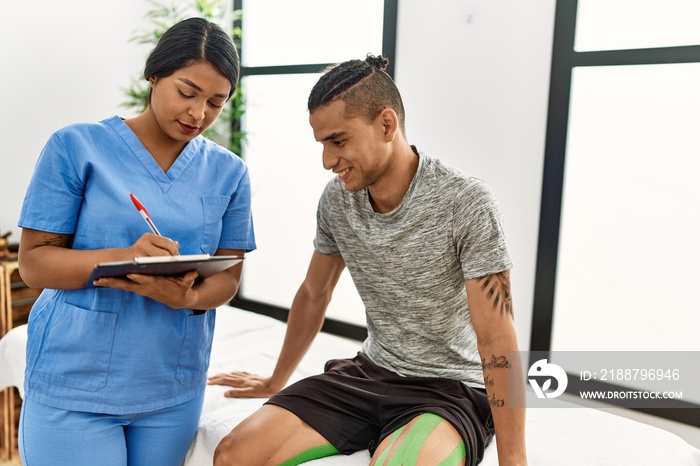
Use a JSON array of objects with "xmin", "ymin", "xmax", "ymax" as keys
[{"xmin": 130, "ymin": 193, "xmax": 162, "ymax": 236}]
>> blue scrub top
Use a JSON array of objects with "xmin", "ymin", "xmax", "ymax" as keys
[{"xmin": 18, "ymin": 116, "xmax": 256, "ymax": 414}]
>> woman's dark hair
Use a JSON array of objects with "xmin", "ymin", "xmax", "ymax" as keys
[
  {"xmin": 143, "ymin": 17, "xmax": 239, "ymax": 102},
  {"xmin": 308, "ymin": 54, "xmax": 405, "ymax": 133}
]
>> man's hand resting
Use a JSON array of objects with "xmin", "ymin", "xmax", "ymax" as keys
[{"xmin": 207, "ymin": 372, "xmax": 281, "ymax": 398}]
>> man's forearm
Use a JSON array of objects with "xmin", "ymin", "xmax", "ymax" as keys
[
  {"xmin": 267, "ymin": 286, "xmax": 329, "ymax": 390},
  {"xmin": 480, "ymin": 337, "xmax": 527, "ymax": 466}
]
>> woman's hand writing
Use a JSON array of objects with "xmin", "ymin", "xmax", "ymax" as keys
[{"xmin": 121, "ymin": 233, "xmax": 180, "ymax": 260}]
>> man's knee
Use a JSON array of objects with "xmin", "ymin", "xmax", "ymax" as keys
[
  {"xmin": 214, "ymin": 422, "xmax": 263, "ymax": 466},
  {"xmin": 213, "ymin": 430, "xmax": 242, "ymax": 466},
  {"xmin": 213, "ymin": 404, "xmax": 314, "ymax": 466}
]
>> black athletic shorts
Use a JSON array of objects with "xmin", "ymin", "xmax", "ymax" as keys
[{"xmin": 265, "ymin": 352, "xmax": 494, "ymax": 465}]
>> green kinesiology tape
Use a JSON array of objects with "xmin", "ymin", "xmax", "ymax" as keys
[
  {"xmin": 378, "ymin": 413, "xmax": 467, "ymax": 466},
  {"xmin": 277, "ymin": 443, "xmax": 339, "ymax": 466}
]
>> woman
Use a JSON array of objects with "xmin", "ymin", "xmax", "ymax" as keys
[{"xmin": 17, "ymin": 17, "xmax": 255, "ymax": 465}]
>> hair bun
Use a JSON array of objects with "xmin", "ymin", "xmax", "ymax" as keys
[{"xmin": 365, "ymin": 54, "xmax": 389, "ymax": 71}]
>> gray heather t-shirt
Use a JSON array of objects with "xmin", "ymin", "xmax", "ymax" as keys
[{"xmin": 314, "ymin": 151, "xmax": 513, "ymax": 388}]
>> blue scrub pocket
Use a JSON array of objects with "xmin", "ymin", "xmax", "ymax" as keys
[
  {"xmin": 176, "ymin": 312, "xmax": 214, "ymax": 386},
  {"xmin": 38, "ymin": 304, "xmax": 117, "ymax": 392},
  {"xmin": 200, "ymin": 195, "xmax": 230, "ymax": 254}
]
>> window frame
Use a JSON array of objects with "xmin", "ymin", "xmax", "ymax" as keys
[
  {"xmin": 229, "ymin": 0, "xmax": 399, "ymax": 341},
  {"xmin": 531, "ymin": 0, "xmax": 700, "ymax": 425}
]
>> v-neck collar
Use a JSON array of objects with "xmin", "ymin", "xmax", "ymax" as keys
[{"xmin": 107, "ymin": 115, "xmax": 197, "ymax": 193}]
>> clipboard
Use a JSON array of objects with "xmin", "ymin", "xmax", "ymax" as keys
[{"xmin": 85, "ymin": 254, "xmax": 244, "ymax": 287}]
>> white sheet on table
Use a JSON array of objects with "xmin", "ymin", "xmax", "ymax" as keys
[{"xmin": 0, "ymin": 324, "xmax": 27, "ymax": 398}]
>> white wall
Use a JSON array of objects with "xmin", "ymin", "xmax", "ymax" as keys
[
  {"xmin": 0, "ymin": 0, "xmax": 556, "ymax": 349},
  {"xmin": 395, "ymin": 1, "xmax": 556, "ymax": 346},
  {"xmin": 0, "ymin": 0, "xmax": 153, "ymax": 239}
]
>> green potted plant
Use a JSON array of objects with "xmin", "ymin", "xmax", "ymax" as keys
[{"xmin": 122, "ymin": 0, "xmax": 245, "ymax": 155}]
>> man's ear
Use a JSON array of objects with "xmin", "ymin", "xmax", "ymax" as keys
[
  {"xmin": 148, "ymin": 76, "xmax": 157, "ymax": 87},
  {"xmin": 378, "ymin": 108, "xmax": 399, "ymax": 141}
]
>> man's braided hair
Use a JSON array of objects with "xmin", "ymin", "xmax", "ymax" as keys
[{"xmin": 308, "ymin": 54, "xmax": 406, "ymax": 134}]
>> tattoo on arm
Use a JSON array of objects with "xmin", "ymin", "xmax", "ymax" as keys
[
  {"xmin": 478, "ymin": 271, "xmax": 513, "ymax": 318},
  {"xmin": 488, "ymin": 392, "xmax": 505, "ymax": 408},
  {"xmin": 41, "ymin": 234, "xmax": 69, "ymax": 247},
  {"xmin": 483, "ymin": 354, "xmax": 510, "ymax": 408},
  {"xmin": 482, "ymin": 354, "xmax": 511, "ymax": 370}
]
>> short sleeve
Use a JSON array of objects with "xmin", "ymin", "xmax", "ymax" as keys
[
  {"xmin": 18, "ymin": 132, "xmax": 84, "ymax": 234},
  {"xmin": 454, "ymin": 178, "xmax": 513, "ymax": 279},
  {"xmin": 313, "ymin": 180, "xmax": 341, "ymax": 256},
  {"xmin": 218, "ymin": 164, "xmax": 256, "ymax": 252}
]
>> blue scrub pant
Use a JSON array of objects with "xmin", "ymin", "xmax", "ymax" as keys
[{"xmin": 19, "ymin": 393, "xmax": 205, "ymax": 466}]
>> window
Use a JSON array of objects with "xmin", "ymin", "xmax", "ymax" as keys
[
  {"xmin": 233, "ymin": 0, "xmax": 398, "ymax": 334},
  {"xmin": 575, "ymin": 0, "xmax": 700, "ymax": 51},
  {"xmin": 532, "ymin": 0, "xmax": 700, "ymax": 424}
]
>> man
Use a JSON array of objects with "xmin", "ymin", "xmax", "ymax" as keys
[{"xmin": 209, "ymin": 55, "xmax": 527, "ymax": 466}]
